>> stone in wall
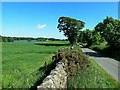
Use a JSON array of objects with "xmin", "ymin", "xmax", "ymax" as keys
[{"xmin": 37, "ymin": 60, "xmax": 67, "ymax": 89}]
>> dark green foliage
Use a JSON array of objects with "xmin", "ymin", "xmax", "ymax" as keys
[
  {"xmin": 1, "ymin": 36, "xmax": 68, "ymax": 42},
  {"xmin": 57, "ymin": 16, "xmax": 85, "ymax": 45},
  {"xmin": 52, "ymin": 47, "xmax": 89, "ymax": 76},
  {"xmin": 2, "ymin": 37, "xmax": 8, "ymax": 42},
  {"xmin": 27, "ymin": 38, "xmax": 32, "ymax": 42},
  {"xmin": 0, "ymin": 35, "xmax": 2, "ymax": 42},
  {"xmin": 7, "ymin": 37, "xmax": 14, "ymax": 42},
  {"xmin": 79, "ymin": 16, "xmax": 120, "ymax": 49},
  {"xmin": 95, "ymin": 16, "xmax": 120, "ymax": 49},
  {"xmin": 78, "ymin": 29, "xmax": 102, "ymax": 46},
  {"xmin": 2, "ymin": 37, "xmax": 14, "ymax": 42}
]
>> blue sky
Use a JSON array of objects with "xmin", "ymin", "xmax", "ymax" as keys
[{"xmin": 2, "ymin": 2, "xmax": 118, "ymax": 39}]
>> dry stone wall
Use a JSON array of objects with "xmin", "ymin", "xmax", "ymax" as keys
[
  {"xmin": 37, "ymin": 60, "xmax": 67, "ymax": 89},
  {"xmin": 37, "ymin": 48, "xmax": 88, "ymax": 89}
]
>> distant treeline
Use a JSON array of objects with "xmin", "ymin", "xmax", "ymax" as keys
[{"xmin": 0, "ymin": 36, "xmax": 67, "ymax": 42}]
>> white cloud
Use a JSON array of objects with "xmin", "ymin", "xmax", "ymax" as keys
[{"xmin": 36, "ymin": 24, "xmax": 46, "ymax": 30}]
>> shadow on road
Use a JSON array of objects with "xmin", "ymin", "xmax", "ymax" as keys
[{"xmin": 85, "ymin": 52, "xmax": 103, "ymax": 57}]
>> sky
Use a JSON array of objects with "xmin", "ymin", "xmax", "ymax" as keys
[{"xmin": 2, "ymin": 2, "xmax": 118, "ymax": 39}]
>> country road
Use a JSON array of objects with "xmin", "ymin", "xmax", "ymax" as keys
[{"xmin": 81, "ymin": 48, "xmax": 120, "ymax": 82}]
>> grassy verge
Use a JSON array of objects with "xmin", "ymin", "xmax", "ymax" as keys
[
  {"xmin": 73, "ymin": 45, "xmax": 83, "ymax": 52},
  {"xmin": 89, "ymin": 42, "xmax": 120, "ymax": 61},
  {"xmin": 2, "ymin": 41, "xmax": 68, "ymax": 88},
  {"xmin": 67, "ymin": 56, "xmax": 119, "ymax": 88}
]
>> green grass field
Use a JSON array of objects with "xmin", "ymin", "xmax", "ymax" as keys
[
  {"xmin": 35, "ymin": 41, "xmax": 69, "ymax": 46},
  {"xmin": 67, "ymin": 56, "xmax": 119, "ymax": 88},
  {"xmin": 2, "ymin": 41, "xmax": 68, "ymax": 88},
  {"xmin": 36, "ymin": 41, "xmax": 69, "ymax": 44},
  {"xmin": 2, "ymin": 41, "xmax": 120, "ymax": 89}
]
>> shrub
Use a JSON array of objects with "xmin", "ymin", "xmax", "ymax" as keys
[{"xmin": 52, "ymin": 48, "xmax": 90, "ymax": 76}]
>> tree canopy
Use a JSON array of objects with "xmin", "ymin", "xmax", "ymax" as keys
[
  {"xmin": 95, "ymin": 16, "xmax": 120, "ymax": 49},
  {"xmin": 57, "ymin": 16, "xmax": 85, "ymax": 45},
  {"xmin": 78, "ymin": 29, "xmax": 102, "ymax": 46}
]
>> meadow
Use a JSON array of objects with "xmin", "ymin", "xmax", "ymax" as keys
[{"xmin": 2, "ymin": 41, "xmax": 68, "ymax": 88}]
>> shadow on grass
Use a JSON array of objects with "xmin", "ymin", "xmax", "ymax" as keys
[
  {"xmin": 35, "ymin": 43, "xmax": 70, "ymax": 46},
  {"xmin": 30, "ymin": 62, "xmax": 56, "ymax": 90},
  {"xmin": 36, "ymin": 51, "xmax": 55, "ymax": 54}
]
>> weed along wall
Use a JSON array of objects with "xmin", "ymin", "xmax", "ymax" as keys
[
  {"xmin": 37, "ymin": 48, "xmax": 89, "ymax": 89},
  {"xmin": 37, "ymin": 60, "xmax": 67, "ymax": 89}
]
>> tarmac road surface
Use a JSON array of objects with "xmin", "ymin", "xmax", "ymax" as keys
[{"xmin": 82, "ymin": 48, "xmax": 120, "ymax": 82}]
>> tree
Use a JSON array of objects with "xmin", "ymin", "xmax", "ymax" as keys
[
  {"xmin": 27, "ymin": 38, "xmax": 32, "ymax": 42},
  {"xmin": 57, "ymin": 16, "xmax": 85, "ymax": 45},
  {"xmin": 92, "ymin": 30, "xmax": 102, "ymax": 45},
  {"xmin": 7, "ymin": 37, "xmax": 14, "ymax": 42},
  {"xmin": 78, "ymin": 29, "xmax": 102, "ymax": 47},
  {"xmin": 95, "ymin": 16, "xmax": 120, "ymax": 49},
  {"xmin": 78, "ymin": 31, "xmax": 84, "ymax": 43},
  {"xmin": 83, "ymin": 29, "xmax": 93, "ymax": 46}
]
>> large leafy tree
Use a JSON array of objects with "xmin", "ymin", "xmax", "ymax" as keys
[
  {"xmin": 57, "ymin": 16, "xmax": 85, "ymax": 45},
  {"xmin": 95, "ymin": 16, "xmax": 120, "ymax": 49},
  {"xmin": 78, "ymin": 29, "xmax": 101, "ymax": 46}
]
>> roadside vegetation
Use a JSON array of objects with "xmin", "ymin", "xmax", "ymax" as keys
[
  {"xmin": 51, "ymin": 44, "xmax": 120, "ymax": 88},
  {"xmin": 57, "ymin": 16, "xmax": 120, "ymax": 88},
  {"xmin": 62, "ymin": 45, "xmax": 119, "ymax": 88},
  {"xmin": 68, "ymin": 56, "xmax": 119, "ymax": 88},
  {"xmin": 57, "ymin": 16, "xmax": 120, "ymax": 61},
  {"xmin": 78, "ymin": 16, "xmax": 120, "ymax": 61}
]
